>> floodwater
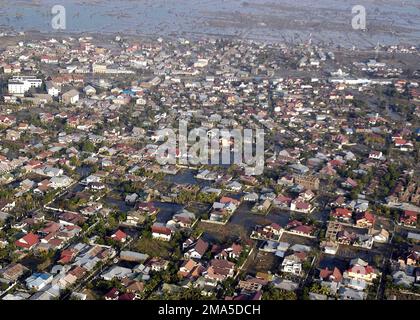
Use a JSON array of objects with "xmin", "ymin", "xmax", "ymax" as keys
[
  {"xmin": 230, "ymin": 202, "xmax": 291, "ymax": 231},
  {"xmin": 0, "ymin": 0, "xmax": 419, "ymax": 47},
  {"xmin": 153, "ymin": 201, "xmax": 183, "ymax": 223},
  {"xmin": 164, "ymin": 169, "xmax": 211, "ymax": 187}
]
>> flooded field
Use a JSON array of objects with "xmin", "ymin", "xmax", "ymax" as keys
[{"xmin": 0, "ymin": 0, "xmax": 419, "ymax": 47}]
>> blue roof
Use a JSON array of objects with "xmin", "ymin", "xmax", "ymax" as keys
[
  {"xmin": 122, "ymin": 89, "xmax": 135, "ymax": 96},
  {"xmin": 33, "ymin": 273, "xmax": 51, "ymax": 280}
]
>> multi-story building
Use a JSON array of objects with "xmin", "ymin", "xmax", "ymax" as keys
[{"xmin": 293, "ymin": 174, "xmax": 320, "ymax": 190}]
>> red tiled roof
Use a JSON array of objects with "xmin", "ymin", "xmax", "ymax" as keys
[
  {"xmin": 111, "ymin": 229, "xmax": 127, "ymax": 242},
  {"xmin": 151, "ymin": 224, "xmax": 172, "ymax": 235},
  {"xmin": 15, "ymin": 233, "xmax": 39, "ymax": 249}
]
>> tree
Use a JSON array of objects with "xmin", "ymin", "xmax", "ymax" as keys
[
  {"xmin": 81, "ymin": 140, "xmax": 96, "ymax": 153},
  {"xmin": 263, "ymin": 286, "xmax": 297, "ymax": 300}
]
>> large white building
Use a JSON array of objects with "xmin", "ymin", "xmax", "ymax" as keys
[{"xmin": 8, "ymin": 76, "xmax": 42, "ymax": 95}]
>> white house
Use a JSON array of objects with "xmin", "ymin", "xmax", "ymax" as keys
[
  {"xmin": 25, "ymin": 273, "xmax": 53, "ymax": 291},
  {"xmin": 151, "ymin": 223, "xmax": 173, "ymax": 242},
  {"xmin": 49, "ymin": 175, "xmax": 73, "ymax": 189},
  {"xmin": 281, "ymin": 252, "xmax": 306, "ymax": 276},
  {"xmin": 46, "ymin": 81, "xmax": 61, "ymax": 97}
]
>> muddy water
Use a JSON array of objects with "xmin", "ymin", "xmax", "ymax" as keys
[{"xmin": 0, "ymin": 0, "xmax": 419, "ymax": 47}]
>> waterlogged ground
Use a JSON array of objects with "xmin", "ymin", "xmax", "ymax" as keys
[{"xmin": 0, "ymin": 0, "xmax": 419, "ymax": 47}]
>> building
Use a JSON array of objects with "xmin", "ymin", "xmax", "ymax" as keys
[
  {"xmin": 62, "ymin": 89, "xmax": 80, "ymax": 105},
  {"xmin": 25, "ymin": 273, "xmax": 53, "ymax": 291},
  {"xmin": 205, "ymin": 259, "xmax": 235, "ymax": 282},
  {"xmin": 15, "ymin": 233, "xmax": 39, "ymax": 250},
  {"xmin": 151, "ymin": 223, "xmax": 173, "ymax": 241},
  {"xmin": 281, "ymin": 252, "xmax": 307, "ymax": 276},
  {"xmin": 8, "ymin": 76, "xmax": 42, "ymax": 95},
  {"xmin": 46, "ymin": 81, "xmax": 61, "ymax": 97},
  {"xmin": 184, "ymin": 239, "xmax": 209, "ymax": 260},
  {"xmin": 293, "ymin": 174, "xmax": 320, "ymax": 190},
  {"xmin": 346, "ymin": 258, "xmax": 378, "ymax": 282},
  {"xmin": 92, "ymin": 63, "xmax": 107, "ymax": 73}
]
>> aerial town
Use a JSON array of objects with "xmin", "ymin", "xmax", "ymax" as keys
[{"xmin": 0, "ymin": 31, "xmax": 419, "ymax": 302}]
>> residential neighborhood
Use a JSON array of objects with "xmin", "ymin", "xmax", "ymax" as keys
[{"xmin": 0, "ymin": 27, "xmax": 419, "ymax": 302}]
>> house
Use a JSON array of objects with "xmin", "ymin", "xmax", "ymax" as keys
[
  {"xmin": 120, "ymin": 251, "xmax": 149, "ymax": 263},
  {"xmin": 372, "ymin": 228, "xmax": 390, "ymax": 243},
  {"xmin": 25, "ymin": 273, "xmax": 53, "ymax": 291},
  {"xmin": 319, "ymin": 267, "xmax": 343, "ymax": 283},
  {"xmin": 293, "ymin": 174, "xmax": 320, "ymax": 190},
  {"xmin": 126, "ymin": 211, "xmax": 146, "ymax": 226},
  {"xmin": 8, "ymin": 76, "xmax": 42, "ymax": 95},
  {"xmin": 136, "ymin": 202, "xmax": 159, "ymax": 216},
  {"xmin": 338, "ymin": 287, "xmax": 366, "ymax": 300},
  {"xmin": 219, "ymin": 196, "xmax": 241, "ymax": 207},
  {"xmin": 398, "ymin": 248, "xmax": 420, "ymax": 266},
  {"xmin": 46, "ymin": 81, "xmax": 61, "ymax": 97},
  {"xmin": 171, "ymin": 213, "xmax": 194, "ymax": 229},
  {"xmin": 300, "ymin": 189, "xmax": 315, "ymax": 201},
  {"xmin": 355, "ymin": 211, "xmax": 375, "ymax": 228},
  {"xmin": 252, "ymin": 223, "xmax": 283, "ymax": 241},
  {"xmin": 62, "ymin": 89, "xmax": 80, "ymax": 105},
  {"xmin": 407, "ymin": 232, "xmax": 420, "ymax": 243},
  {"xmin": 184, "ymin": 239, "xmax": 209, "ymax": 260},
  {"xmin": 331, "ymin": 208, "xmax": 352, "ymax": 221},
  {"xmin": 205, "ymin": 259, "xmax": 235, "ymax": 282},
  {"xmin": 349, "ymin": 199, "xmax": 370, "ymax": 213},
  {"xmin": 15, "ymin": 233, "xmax": 39, "ymax": 250},
  {"xmin": 83, "ymin": 85, "xmax": 97, "ymax": 96},
  {"xmin": 215, "ymin": 243, "xmax": 243, "ymax": 260},
  {"xmin": 400, "ymin": 210, "xmax": 418, "ymax": 227},
  {"xmin": 125, "ymin": 280, "xmax": 145, "ymax": 298},
  {"xmin": 289, "ymin": 224, "xmax": 314, "ymax": 237},
  {"xmin": 125, "ymin": 193, "xmax": 138, "ymax": 204},
  {"xmin": 101, "ymin": 266, "xmax": 133, "ymax": 281},
  {"xmin": 273, "ymin": 194, "xmax": 292, "ymax": 208},
  {"xmin": 110, "ymin": 230, "xmax": 128, "ymax": 243},
  {"xmin": 226, "ymin": 181, "xmax": 242, "ymax": 192},
  {"xmin": 151, "ymin": 223, "xmax": 173, "ymax": 241},
  {"xmin": 244, "ymin": 192, "xmax": 259, "ymax": 202},
  {"xmin": 178, "ymin": 259, "xmax": 205, "ymax": 279},
  {"xmin": 104, "ymin": 288, "xmax": 120, "ymax": 300},
  {"xmin": 0, "ymin": 263, "xmax": 29, "ymax": 282},
  {"xmin": 0, "ymin": 200, "xmax": 16, "ymax": 213},
  {"xmin": 330, "ymin": 196, "xmax": 346, "ymax": 208},
  {"xmin": 346, "ymin": 258, "xmax": 378, "ymax": 282},
  {"xmin": 58, "ymin": 249, "xmax": 78, "ymax": 264},
  {"xmin": 149, "ymin": 257, "xmax": 170, "ymax": 272},
  {"xmin": 337, "ymin": 230, "xmax": 358, "ymax": 245},
  {"xmin": 394, "ymin": 139, "xmax": 414, "ymax": 150},
  {"xmin": 290, "ymin": 200, "xmax": 312, "ymax": 213},
  {"xmin": 392, "ymin": 270, "xmax": 415, "ymax": 288},
  {"xmin": 238, "ymin": 277, "xmax": 267, "ymax": 292},
  {"xmin": 281, "ymin": 252, "xmax": 307, "ymax": 276},
  {"xmin": 49, "ymin": 175, "xmax": 73, "ymax": 189},
  {"xmin": 118, "ymin": 293, "xmax": 136, "ymax": 301}
]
